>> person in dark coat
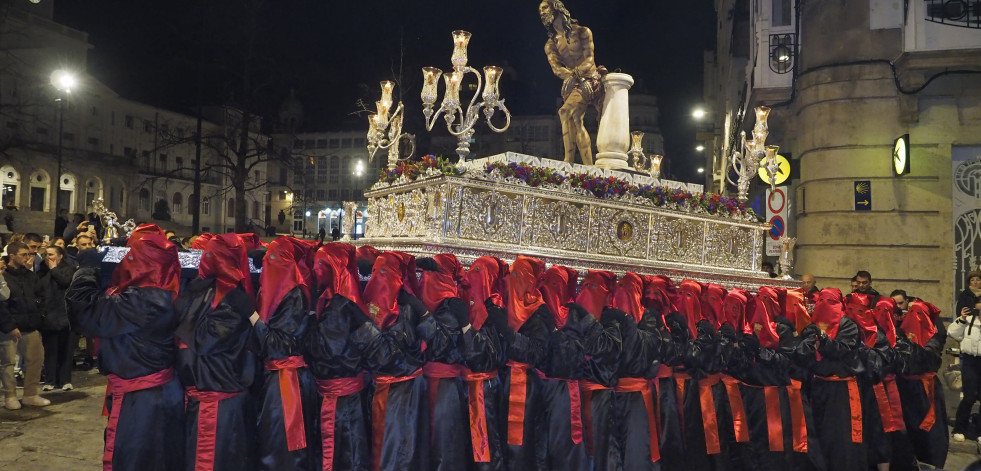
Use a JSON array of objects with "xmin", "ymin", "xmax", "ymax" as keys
[
  {"xmin": 359, "ymin": 251, "xmax": 430, "ymax": 471},
  {"xmin": 895, "ymin": 299, "xmax": 949, "ymax": 469},
  {"xmin": 0, "ymin": 240, "xmax": 48, "ymax": 409},
  {"xmin": 459, "ymin": 256, "xmax": 509, "ymax": 471},
  {"xmin": 415, "ymin": 254, "xmax": 473, "ymax": 471},
  {"xmin": 38, "ymin": 245, "xmax": 76, "ymax": 390},
  {"xmin": 491, "ymin": 255, "xmax": 551, "ymax": 470},
  {"xmin": 301, "ymin": 242, "xmax": 373, "ymax": 471},
  {"xmin": 843, "ymin": 292, "xmax": 891, "ymax": 471},
  {"xmin": 794, "ymin": 288, "xmax": 867, "ymax": 471},
  {"xmin": 252, "ymin": 236, "xmax": 320, "ymax": 471},
  {"xmin": 66, "ymin": 235, "xmax": 185, "ymax": 471},
  {"xmin": 871, "ymin": 296, "xmax": 919, "ymax": 471},
  {"xmin": 174, "ymin": 233, "xmax": 259, "ymax": 471}
]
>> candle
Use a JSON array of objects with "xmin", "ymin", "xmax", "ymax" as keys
[
  {"xmin": 451, "ymin": 30, "xmax": 472, "ymax": 69},
  {"xmin": 380, "ymin": 81, "xmax": 394, "ymax": 108},
  {"xmin": 421, "ymin": 67, "xmax": 442, "ymax": 106},
  {"xmin": 444, "ymin": 71, "xmax": 462, "ymax": 108},
  {"xmin": 482, "ymin": 66, "xmax": 502, "ymax": 103}
]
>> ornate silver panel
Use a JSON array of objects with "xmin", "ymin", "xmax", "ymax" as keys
[
  {"xmin": 589, "ymin": 206, "xmax": 648, "ymax": 258},
  {"xmin": 457, "ymin": 188, "xmax": 523, "ymax": 244},
  {"xmin": 654, "ymin": 216, "xmax": 705, "ymax": 265},
  {"xmin": 524, "ymin": 197, "xmax": 590, "ymax": 252},
  {"xmin": 704, "ymin": 223, "xmax": 755, "ymax": 269}
]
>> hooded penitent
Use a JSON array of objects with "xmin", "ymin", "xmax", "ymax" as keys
[
  {"xmin": 464, "ymin": 256, "xmax": 508, "ymax": 330},
  {"xmin": 505, "ymin": 255, "xmax": 546, "ymax": 331},
  {"xmin": 573, "ymin": 271, "xmax": 616, "ymax": 323},
  {"xmin": 191, "ymin": 233, "xmax": 215, "ymax": 250},
  {"xmin": 844, "ymin": 292, "xmax": 879, "ymax": 347},
  {"xmin": 236, "ymin": 233, "xmax": 266, "ymax": 251},
  {"xmin": 612, "ymin": 272, "xmax": 645, "ymax": 323},
  {"xmin": 362, "ymin": 251, "xmax": 416, "ymax": 330},
  {"xmin": 419, "ymin": 253, "xmax": 467, "ymax": 313},
  {"xmin": 642, "ymin": 275, "xmax": 679, "ymax": 314},
  {"xmin": 872, "ymin": 296, "xmax": 899, "ymax": 347},
  {"xmin": 784, "ymin": 288, "xmax": 812, "ymax": 333},
  {"xmin": 539, "ymin": 265, "xmax": 580, "ymax": 328},
  {"xmin": 127, "ymin": 223, "xmax": 166, "ymax": 246},
  {"xmin": 312, "ymin": 243, "xmax": 367, "ymax": 316},
  {"xmin": 677, "ymin": 279, "xmax": 705, "ymax": 335},
  {"xmin": 257, "ymin": 236, "xmax": 310, "ymax": 322},
  {"xmin": 811, "ymin": 288, "xmax": 846, "ymax": 339},
  {"xmin": 722, "ymin": 288, "xmax": 751, "ymax": 331},
  {"xmin": 701, "ymin": 283, "xmax": 727, "ymax": 330},
  {"xmin": 901, "ymin": 300, "xmax": 939, "ymax": 348},
  {"xmin": 108, "ymin": 233, "xmax": 181, "ymax": 299},
  {"xmin": 750, "ymin": 287, "xmax": 782, "ymax": 348},
  {"xmin": 199, "ymin": 233, "xmax": 255, "ymax": 309}
]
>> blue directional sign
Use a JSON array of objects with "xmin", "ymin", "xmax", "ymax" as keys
[{"xmin": 854, "ymin": 180, "xmax": 871, "ymax": 211}]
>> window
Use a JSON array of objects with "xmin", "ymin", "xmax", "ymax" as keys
[
  {"xmin": 317, "ymin": 175, "xmax": 328, "ymax": 184},
  {"xmin": 279, "ymin": 192, "xmax": 286, "ymax": 201},
  {"xmin": 294, "ymin": 139, "xmax": 303, "ymax": 149},
  {"xmin": 160, "ymin": 124, "xmax": 169, "ymax": 134},
  {"xmin": 304, "ymin": 139, "xmax": 315, "ymax": 148},
  {"xmin": 139, "ymin": 188, "xmax": 150, "ymax": 211},
  {"xmin": 252, "ymin": 201, "xmax": 260, "ymax": 220},
  {"xmin": 176, "ymin": 128, "xmax": 184, "ymax": 138},
  {"xmin": 175, "ymin": 157, "xmax": 183, "ymax": 169},
  {"xmin": 328, "ymin": 189, "xmax": 338, "ymax": 200},
  {"xmin": 354, "ymin": 138, "xmax": 365, "ymax": 148},
  {"xmin": 173, "ymin": 192, "xmax": 183, "ymax": 214},
  {"xmin": 317, "ymin": 139, "xmax": 327, "ymax": 149},
  {"xmin": 226, "ymin": 198, "xmax": 235, "ymax": 218},
  {"xmin": 125, "ymin": 116, "xmax": 134, "ymax": 129},
  {"xmin": 63, "ymin": 132, "xmax": 74, "ymax": 141},
  {"xmin": 279, "ymin": 167, "xmax": 288, "ymax": 184},
  {"xmin": 202, "ymin": 198, "xmax": 210, "ymax": 215},
  {"xmin": 317, "ymin": 156, "xmax": 327, "ymax": 167},
  {"xmin": 144, "ymin": 120, "xmax": 153, "ymax": 132},
  {"xmin": 330, "ymin": 156, "xmax": 339, "ymax": 171},
  {"xmin": 159, "ymin": 154, "xmax": 168, "ymax": 172},
  {"xmin": 316, "ymin": 189, "xmax": 326, "ymax": 200},
  {"xmin": 341, "ymin": 138, "xmax": 352, "ymax": 148},
  {"xmin": 772, "ymin": 0, "xmax": 792, "ymax": 26},
  {"xmin": 329, "ymin": 139, "xmax": 339, "ymax": 149},
  {"xmin": 88, "ymin": 137, "xmax": 100, "ymax": 148}
]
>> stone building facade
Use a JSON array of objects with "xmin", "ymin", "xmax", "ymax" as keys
[{"xmin": 707, "ymin": 0, "xmax": 981, "ymax": 309}]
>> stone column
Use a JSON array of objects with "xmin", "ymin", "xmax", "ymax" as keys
[{"xmin": 594, "ymin": 73, "xmax": 634, "ymax": 169}]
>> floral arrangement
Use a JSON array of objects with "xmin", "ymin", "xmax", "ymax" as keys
[{"xmin": 378, "ymin": 158, "xmax": 754, "ymax": 218}]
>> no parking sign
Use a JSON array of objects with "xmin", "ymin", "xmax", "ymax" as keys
[{"xmin": 765, "ymin": 186, "xmax": 788, "ymax": 256}]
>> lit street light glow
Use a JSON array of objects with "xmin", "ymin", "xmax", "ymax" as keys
[
  {"xmin": 692, "ymin": 108, "xmax": 706, "ymax": 120},
  {"xmin": 696, "ymin": 145, "xmax": 705, "ymax": 152},
  {"xmin": 50, "ymin": 70, "xmax": 77, "ymax": 94},
  {"xmin": 697, "ymin": 167, "xmax": 705, "ymax": 173}
]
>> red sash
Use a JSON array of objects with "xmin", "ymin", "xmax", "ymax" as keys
[
  {"xmin": 903, "ymin": 373, "xmax": 937, "ymax": 431},
  {"xmin": 615, "ymin": 377, "xmax": 661, "ymax": 462},
  {"xmin": 371, "ymin": 369, "xmax": 423, "ymax": 471},
  {"xmin": 103, "ymin": 368, "xmax": 176, "ymax": 471},
  {"xmin": 814, "ymin": 375, "xmax": 862, "ymax": 443},
  {"xmin": 786, "ymin": 379, "xmax": 809, "ymax": 452},
  {"xmin": 537, "ymin": 371, "xmax": 584, "ymax": 446},
  {"xmin": 721, "ymin": 375, "xmax": 750, "ymax": 443},
  {"xmin": 315, "ymin": 375, "xmax": 366, "ymax": 471},
  {"xmin": 463, "ymin": 369, "xmax": 499, "ymax": 462},
  {"xmin": 872, "ymin": 374, "xmax": 905, "ymax": 433},
  {"xmin": 674, "ymin": 372, "xmax": 722, "ymax": 455},
  {"xmin": 265, "ymin": 356, "xmax": 309, "ymax": 452},
  {"xmin": 506, "ymin": 361, "xmax": 532, "ymax": 446},
  {"xmin": 580, "ymin": 379, "xmax": 612, "ymax": 456},
  {"xmin": 185, "ymin": 387, "xmax": 244, "ymax": 471}
]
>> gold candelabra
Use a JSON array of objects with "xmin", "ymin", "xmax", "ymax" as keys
[
  {"xmin": 421, "ymin": 30, "xmax": 511, "ymax": 161},
  {"xmin": 367, "ymin": 81, "xmax": 416, "ymax": 169},
  {"xmin": 727, "ymin": 106, "xmax": 780, "ymax": 202},
  {"xmin": 626, "ymin": 131, "xmax": 664, "ymax": 180}
]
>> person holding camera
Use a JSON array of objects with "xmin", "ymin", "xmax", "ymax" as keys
[{"xmin": 949, "ymin": 270, "xmax": 981, "ymax": 441}]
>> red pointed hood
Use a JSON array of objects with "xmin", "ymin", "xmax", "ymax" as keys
[
  {"xmin": 901, "ymin": 299, "xmax": 939, "ymax": 348},
  {"xmin": 191, "ymin": 233, "xmax": 215, "ymax": 250},
  {"xmin": 355, "ymin": 245, "xmax": 382, "ymax": 266},
  {"xmin": 784, "ymin": 288, "xmax": 811, "ymax": 333},
  {"xmin": 844, "ymin": 292, "xmax": 878, "ymax": 347},
  {"xmin": 812, "ymin": 288, "xmax": 845, "ymax": 339},
  {"xmin": 108, "ymin": 234, "xmax": 180, "ymax": 299},
  {"xmin": 236, "ymin": 233, "xmax": 267, "ymax": 250},
  {"xmin": 750, "ymin": 287, "xmax": 781, "ymax": 348},
  {"xmin": 613, "ymin": 272, "xmax": 645, "ymax": 323},
  {"xmin": 505, "ymin": 255, "xmax": 546, "ymax": 331},
  {"xmin": 464, "ymin": 256, "xmax": 508, "ymax": 330},
  {"xmin": 574, "ymin": 270, "xmax": 616, "ymax": 321},
  {"xmin": 199, "ymin": 233, "xmax": 255, "ymax": 309},
  {"xmin": 677, "ymin": 279, "xmax": 705, "ymax": 335},
  {"xmin": 539, "ymin": 265, "xmax": 579, "ymax": 328},
  {"xmin": 701, "ymin": 283, "xmax": 727, "ymax": 329},
  {"xmin": 722, "ymin": 289, "xmax": 751, "ymax": 331},
  {"xmin": 420, "ymin": 254, "xmax": 467, "ymax": 312},
  {"xmin": 872, "ymin": 296, "xmax": 898, "ymax": 347},
  {"xmin": 363, "ymin": 251, "xmax": 416, "ymax": 330},
  {"xmin": 641, "ymin": 275, "xmax": 678, "ymax": 314},
  {"xmin": 257, "ymin": 236, "xmax": 310, "ymax": 322},
  {"xmin": 127, "ymin": 223, "xmax": 166, "ymax": 246},
  {"xmin": 313, "ymin": 243, "xmax": 367, "ymax": 317}
]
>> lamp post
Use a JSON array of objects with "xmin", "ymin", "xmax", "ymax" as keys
[{"xmin": 50, "ymin": 69, "xmax": 75, "ymax": 234}]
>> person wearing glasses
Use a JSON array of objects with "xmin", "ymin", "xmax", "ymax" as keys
[{"xmin": 0, "ymin": 241, "xmax": 49, "ymax": 410}]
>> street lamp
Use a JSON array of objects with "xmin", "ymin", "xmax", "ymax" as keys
[
  {"xmin": 697, "ymin": 167, "xmax": 705, "ymax": 174},
  {"xmin": 50, "ymin": 69, "xmax": 76, "ymax": 234},
  {"xmin": 692, "ymin": 108, "xmax": 706, "ymax": 120},
  {"xmin": 695, "ymin": 145, "xmax": 705, "ymax": 152}
]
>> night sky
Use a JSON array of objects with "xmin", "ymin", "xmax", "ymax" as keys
[{"xmin": 54, "ymin": 0, "xmax": 716, "ymax": 181}]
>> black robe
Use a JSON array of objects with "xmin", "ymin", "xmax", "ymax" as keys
[
  {"xmin": 66, "ymin": 267, "xmax": 185, "ymax": 471},
  {"xmin": 868, "ymin": 327, "xmax": 918, "ymax": 471},
  {"xmin": 500, "ymin": 305, "xmax": 550, "ymax": 470},
  {"xmin": 609, "ymin": 309, "xmax": 666, "ymax": 471},
  {"xmin": 794, "ymin": 317, "xmax": 866, "ymax": 471},
  {"xmin": 354, "ymin": 289, "xmax": 429, "ymax": 471},
  {"xmin": 253, "ymin": 288, "xmax": 320, "ymax": 471},
  {"xmin": 651, "ymin": 313, "xmax": 687, "ymax": 471},
  {"xmin": 458, "ymin": 301, "xmax": 509, "ymax": 471},
  {"xmin": 175, "ymin": 281, "xmax": 258, "ymax": 471},
  {"xmin": 417, "ymin": 297, "xmax": 471, "ymax": 471},
  {"xmin": 773, "ymin": 318, "xmax": 826, "ymax": 471},
  {"xmin": 301, "ymin": 294, "xmax": 373, "ymax": 471},
  {"xmin": 895, "ymin": 327, "xmax": 948, "ymax": 469}
]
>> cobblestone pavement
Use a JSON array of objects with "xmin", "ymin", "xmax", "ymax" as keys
[{"xmin": 2, "ymin": 367, "xmax": 981, "ymax": 470}]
